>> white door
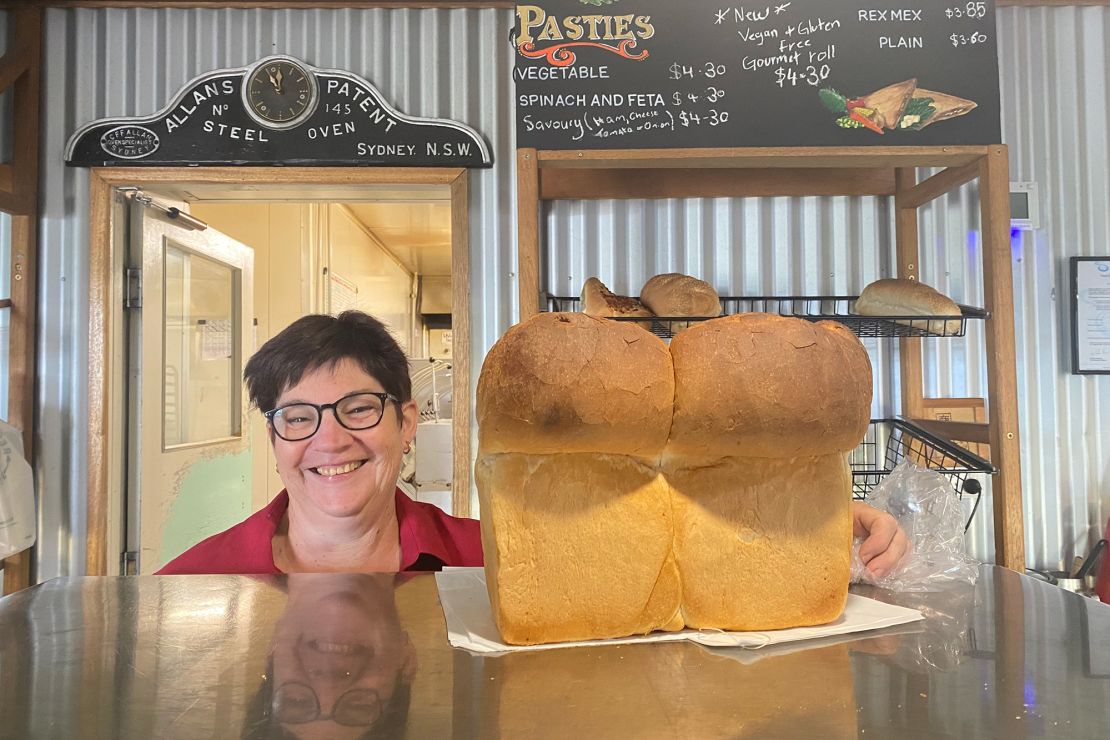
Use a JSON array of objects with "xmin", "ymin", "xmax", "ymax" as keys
[{"xmin": 125, "ymin": 200, "xmax": 254, "ymax": 574}]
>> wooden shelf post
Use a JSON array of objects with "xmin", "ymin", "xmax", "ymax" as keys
[
  {"xmin": 516, "ymin": 148, "xmax": 541, "ymax": 321},
  {"xmin": 979, "ymin": 146, "xmax": 1026, "ymax": 571},
  {"xmin": 894, "ymin": 167, "xmax": 926, "ymax": 421}
]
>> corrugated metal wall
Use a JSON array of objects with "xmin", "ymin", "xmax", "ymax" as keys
[
  {"xmin": 996, "ymin": 7, "xmax": 1110, "ymax": 571},
  {"xmin": 34, "ymin": 6, "xmax": 1109, "ymax": 578}
]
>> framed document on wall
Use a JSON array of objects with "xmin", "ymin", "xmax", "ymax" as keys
[{"xmin": 1071, "ymin": 257, "xmax": 1110, "ymax": 374}]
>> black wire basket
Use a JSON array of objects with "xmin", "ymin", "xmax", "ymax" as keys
[
  {"xmin": 851, "ymin": 418, "xmax": 996, "ymax": 530},
  {"xmin": 547, "ymin": 294, "xmax": 989, "ymax": 340}
]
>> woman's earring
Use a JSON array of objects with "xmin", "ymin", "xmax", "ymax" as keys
[{"xmin": 404, "ymin": 442, "xmax": 412, "ymax": 454}]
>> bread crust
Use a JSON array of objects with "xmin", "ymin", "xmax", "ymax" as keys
[
  {"xmin": 853, "ymin": 278, "xmax": 962, "ymax": 334},
  {"xmin": 476, "ymin": 312, "xmax": 674, "ymax": 459},
  {"xmin": 667, "ymin": 314, "xmax": 873, "ymax": 460}
]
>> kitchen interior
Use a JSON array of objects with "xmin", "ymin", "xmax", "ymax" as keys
[{"xmin": 184, "ymin": 186, "xmax": 457, "ymax": 516}]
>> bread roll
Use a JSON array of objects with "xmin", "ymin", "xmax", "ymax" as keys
[
  {"xmin": 853, "ymin": 278, "xmax": 962, "ymax": 335},
  {"xmin": 667, "ymin": 454, "xmax": 853, "ymax": 630},
  {"xmin": 639, "ymin": 273, "xmax": 720, "ymax": 331},
  {"xmin": 476, "ymin": 312, "xmax": 674, "ymax": 460},
  {"xmin": 580, "ymin": 277, "xmax": 655, "ymax": 329},
  {"xmin": 667, "ymin": 314, "xmax": 872, "ymax": 460},
  {"xmin": 476, "ymin": 453, "xmax": 683, "ymax": 645}
]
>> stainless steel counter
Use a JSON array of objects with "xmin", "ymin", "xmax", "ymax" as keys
[{"xmin": 0, "ymin": 566, "xmax": 1107, "ymax": 739}]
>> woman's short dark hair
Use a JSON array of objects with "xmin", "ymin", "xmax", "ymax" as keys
[
  {"xmin": 240, "ymin": 654, "xmax": 412, "ymax": 740},
  {"xmin": 244, "ymin": 311, "xmax": 412, "ymax": 413}
]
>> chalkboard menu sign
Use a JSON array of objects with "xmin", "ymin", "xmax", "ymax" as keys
[
  {"xmin": 66, "ymin": 56, "xmax": 492, "ymax": 168},
  {"xmin": 514, "ymin": 0, "xmax": 1000, "ymax": 149}
]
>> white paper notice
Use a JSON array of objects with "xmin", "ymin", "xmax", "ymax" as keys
[
  {"xmin": 435, "ymin": 567, "xmax": 923, "ymax": 654},
  {"xmin": 1076, "ymin": 259, "xmax": 1110, "ymax": 372}
]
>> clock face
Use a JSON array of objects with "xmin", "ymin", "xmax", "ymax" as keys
[{"xmin": 243, "ymin": 58, "xmax": 318, "ymax": 129}]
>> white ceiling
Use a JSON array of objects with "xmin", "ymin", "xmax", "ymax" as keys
[
  {"xmin": 342, "ymin": 201, "xmax": 452, "ymax": 276},
  {"xmin": 153, "ymin": 182, "xmax": 454, "ymax": 277}
]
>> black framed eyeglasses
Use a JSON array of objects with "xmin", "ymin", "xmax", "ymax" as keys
[
  {"xmin": 272, "ymin": 682, "xmax": 383, "ymax": 726},
  {"xmin": 263, "ymin": 391, "xmax": 399, "ymax": 442}
]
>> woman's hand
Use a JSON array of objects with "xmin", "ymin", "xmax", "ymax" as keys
[{"xmin": 851, "ymin": 501, "xmax": 909, "ymax": 579}]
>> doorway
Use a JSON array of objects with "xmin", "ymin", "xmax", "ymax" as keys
[{"xmin": 86, "ymin": 168, "xmax": 472, "ymax": 576}]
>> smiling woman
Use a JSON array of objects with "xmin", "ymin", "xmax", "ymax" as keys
[{"xmin": 156, "ymin": 311, "xmax": 483, "ymax": 575}]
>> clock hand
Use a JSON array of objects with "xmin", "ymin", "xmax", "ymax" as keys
[
  {"xmin": 267, "ymin": 70, "xmax": 281, "ymax": 93},
  {"xmin": 274, "ymin": 68, "xmax": 285, "ymax": 94}
]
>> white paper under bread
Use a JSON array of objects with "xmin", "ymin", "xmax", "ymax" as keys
[{"xmin": 435, "ymin": 567, "xmax": 923, "ymax": 654}]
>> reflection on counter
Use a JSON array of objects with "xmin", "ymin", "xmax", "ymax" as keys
[
  {"xmin": 469, "ymin": 642, "xmax": 857, "ymax": 739},
  {"xmin": 242, "ymin": 574, "xmax": 415, "ymax": 739},
  {"xmin": 1, "ymin": 567, "xmax": 1108, "ymax": 739}
]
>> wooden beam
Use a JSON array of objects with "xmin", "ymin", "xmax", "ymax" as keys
[
  {"xmin": 1, "ymin": 6, "xmax": 42, "ymax": 594},
  {"xmin": 895, "ymin": 161, "xmax": 981, "ymax": 210},
  {"xmin": 907, "ymin": 418, "xmax": 992, "ymax": 447},
  {"xmin": 517, "ymin": 148, "xmax": 541, "ymax": 322},
  {"xmin": 11, "ymin": 7, "xmax": 41, "ymax": 216},
  {"xmin": 90, "ymin": 166, "xmax": 464, "ymax": 187},
  {"xmin": 979, "ymin": 146, "xmax": 1026, "ymax": 571},
  {"xmin": 1, "ymin": 550, "xmax": 29, "ymax": 595},
  {"xmin": 24, "ymin": 1, "xmax": 1104, "ymax": 9},
  {"xmin": 23, "ymin": 1, "xmax": 1102, "ymax": 9},
  {"xmin": 7, "ymin": 214, "xmax": 37, "ymax": 469},
  {"xmin": 540, "ymin": 168, "xmax": 896, "ymax": 200},
  {"xmin": 0, "ymin": 48, "xmax": 28, "ymax": 95},
  {"xmin": 998, "ymin": 0, "xmax": 1110, "ymax": 5},
  {"xmin": 449, "ymin": 170, "xmax": 472, "ymax": 518},
  {"xmin": 537, "ymin": 146, "xmax": 991, "ymax": 170},
  {"xmin": 0, "ymin": 189, "xmax": 31, "ymax": 215},
  {"xmin": 895, "ymin": 168, "xmax": 925, "ymax": 421},
  {"xmin": 86, "ymin": 171, "xmax": 113, "ymax": 577},
  {"xmin": 39, "ymin": 1, "xmax": 513, "ymax": 7}
]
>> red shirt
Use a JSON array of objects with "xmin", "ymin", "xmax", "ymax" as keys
[{"xmin": 156, "ymin": 488, "xmax": 483, "ymax": 575}]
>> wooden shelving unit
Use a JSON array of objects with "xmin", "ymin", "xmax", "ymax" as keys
[{"xmin": 515, "ymin": 145, "xmax": 1025, "ymax": 571}]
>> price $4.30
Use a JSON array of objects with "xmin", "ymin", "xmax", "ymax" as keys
[{"xmin": 775, "ymin": 64, "xmax": 831, "ymax": 88}]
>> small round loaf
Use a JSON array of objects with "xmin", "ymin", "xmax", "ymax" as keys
[
  {"xmin": 477, "ymin": 312, "xmax": 674, "ymax": 458},
  {"xmin": 667, "ymin": 313, "xmax": 872, "ymax": 459},
  {"xmin": 639, "ymin": 273, "xmax": 721, "ymax": 318}
]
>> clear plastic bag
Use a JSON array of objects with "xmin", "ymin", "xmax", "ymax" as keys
[
  {"xmin": 851, "ymin": 460, "xmax": 979, "ymax": 592},
  {"xmin": 0, "ymin": 419, "xmax": 36, "ymax": 560}
]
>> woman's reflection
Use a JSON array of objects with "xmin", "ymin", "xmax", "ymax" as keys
[{"xmin": 243, "ymin": 573, "xmax": 416, "ymax": 739}]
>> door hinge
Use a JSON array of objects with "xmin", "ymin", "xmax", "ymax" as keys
[
  {"xmin": 124, "ymin": 267, "xmax": 142, "ymax": 308},
  {"xmin": 121, "ymin": 550, "xmax": 139, "ymax": 576}
]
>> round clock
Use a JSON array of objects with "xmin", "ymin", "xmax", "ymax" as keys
[{"xmin": 242, "ymin": 57, "xmax": 318, "ymax": 130}]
